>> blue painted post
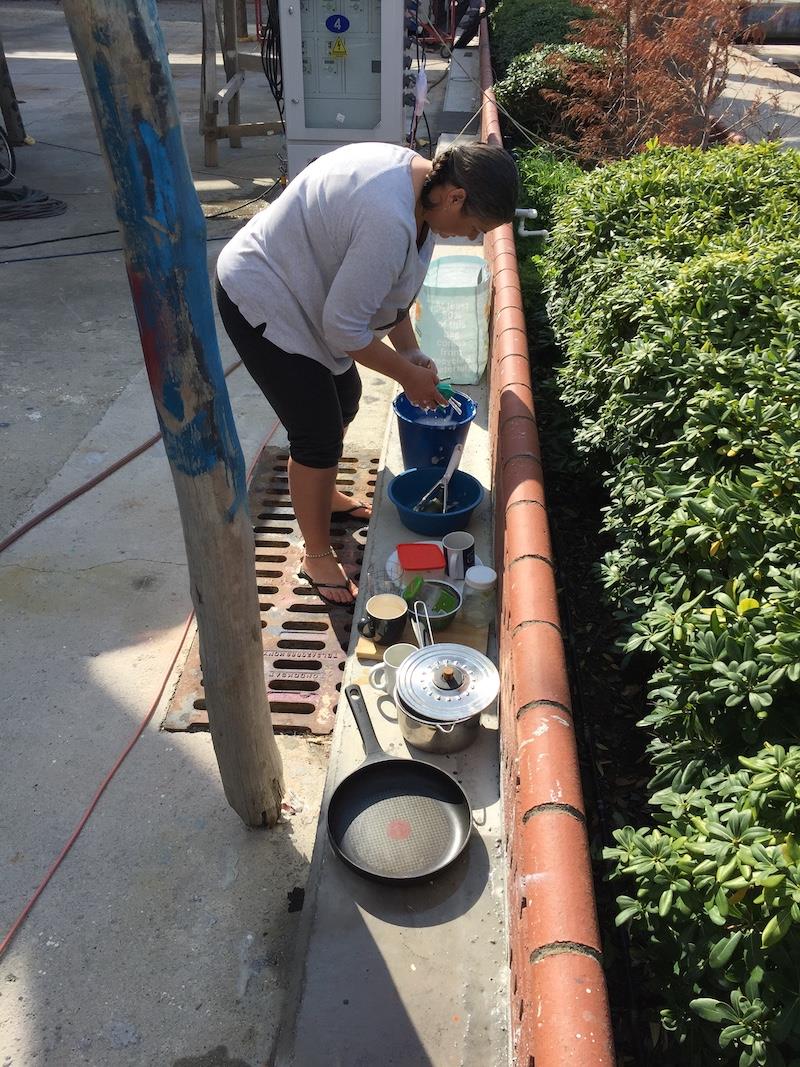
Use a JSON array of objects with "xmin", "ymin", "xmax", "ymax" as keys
[{"xmin": 63, "ymin": 0, "xmax": 284, "ymax": 826}]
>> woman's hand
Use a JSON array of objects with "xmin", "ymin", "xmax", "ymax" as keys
[
  {"xmin": 398, "ymin": 360, "xmax": 446, "ymax": 411},
  {"xmin": 400, "ymin": 347, "xmax": 439, "ymax": 378}
]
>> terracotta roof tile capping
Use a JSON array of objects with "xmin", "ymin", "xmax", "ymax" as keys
[{"xmin": 479, "ymin": 22, "xmax": 616, "ymax": 1067}]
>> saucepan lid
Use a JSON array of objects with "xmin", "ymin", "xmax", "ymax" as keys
[{"xmin": 394, "ymin": 644, "xmax": 499, "ymax": 724}]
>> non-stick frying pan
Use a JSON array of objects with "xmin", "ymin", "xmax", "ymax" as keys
[{"xmin": 327, "ymin": 685, "xmax": 473, "ymax": 884}]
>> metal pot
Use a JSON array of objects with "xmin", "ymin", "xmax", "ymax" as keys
[
  {"xmin": 395, "ymin": 697, "xmax": 481, "ymax": 754},
  {"xmin": 394, "ymin": 644, "xmax": 500, "ymax": 755}
]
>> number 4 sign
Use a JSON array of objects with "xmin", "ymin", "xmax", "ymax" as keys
[{"xmin": 325, "ymin": 14, "xmax": 351, "ymax": 33}]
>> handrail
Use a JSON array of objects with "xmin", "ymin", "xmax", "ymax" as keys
[{"xmin": 479, "ymin": 24, "xmax": 616, "ymax": 1067}]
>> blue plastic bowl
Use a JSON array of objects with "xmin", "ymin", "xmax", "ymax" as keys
[
  {"xmin": 393, "ymin": 391, "xmax": 476, "ymax": 470},
  {"xmin": 387, "ymin": 468, "xmax": 484, "ymax": 536}
]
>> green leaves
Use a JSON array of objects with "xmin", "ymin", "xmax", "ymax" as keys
[
  {"xmin": 761, "ymin": 909, "xmax": 792, "ymax": 949},
  {"xmin": 523, "ymin": 143, "xmax": 800, "ymax": 1065},
  {"xmin": 709, "ymin": 930, "xmax": 744, "ymax": 969}
]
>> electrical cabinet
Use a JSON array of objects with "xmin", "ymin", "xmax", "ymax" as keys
[{"xmin": 279, "ymin": 0, "xmax": 406, "ymax": 177}]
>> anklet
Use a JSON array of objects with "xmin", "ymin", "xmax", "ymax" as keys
[{"xmin": 305, "ymin": 548, "xmax": 334, "ymax": 559}]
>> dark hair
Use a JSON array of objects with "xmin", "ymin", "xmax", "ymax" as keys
[{"xmin": 421, "ymin": 142, "xmax": 519, "ymax": 223}]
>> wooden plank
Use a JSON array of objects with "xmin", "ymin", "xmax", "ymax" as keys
[
  {"xmin": 63, "ymin": 0, "xmax": 284, "ymax": 827},
  {"xmin": 355, "ymin": 617, "xmax": 490, "ymax": 662},
  {"xmin": 217, "ymin": 70, "xmax": 245, "ymax": 109},
  {"xmin": 216, "ymin": 121, "xmax": 283, "ymax": 137}
]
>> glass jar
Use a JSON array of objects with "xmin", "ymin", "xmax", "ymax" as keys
[{"xmin": 461, "ymin": 565, "xmax": 497, "ymax": 628}]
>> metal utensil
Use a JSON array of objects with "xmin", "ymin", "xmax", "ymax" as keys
[
  {"xmin": 410, "ymin": 599, "xmax": 434, "ymax": 648},
  {"xmin": 437, "ymin": 379, "xmax": 463, "ymax": 416},
  {"xmin": 326, "ymin": 685, "xmax": 473, "ymax": 883},
  {"xmin": 412, "ymin": 443, "xmax": 463, "ymax": 514}
]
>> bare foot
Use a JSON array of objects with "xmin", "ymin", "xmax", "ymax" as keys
[
  {"xmin": 330, "ymin": 490, "xmax": 372, "ymax": 522},
  {"xmin": 300, "ymin": 552, "xmax": 357, "ymax": 605}
]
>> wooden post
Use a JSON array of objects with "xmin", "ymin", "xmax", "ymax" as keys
[
  {"xmin": 236, "ymin": 0, "xmax": 248, "ymax": 37},
  {"xmin": 222, "ymin": 0, "xmax": 242, "ymax": 148},
  {"xmin": 201, "ymin": 0, "xmax": 219, "ymax": 165},
  {"xmin": 62, "ymin": 0, "xmax": 284, "ymax": 827},
  {"xmin": 0, "ymin": 34, "xmax": 26, "ymax": 144}
]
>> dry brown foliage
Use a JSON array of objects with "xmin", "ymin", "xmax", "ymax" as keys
[{"xmin": 545, "ymin": 0, "xmax": 745, "ymax": 160}]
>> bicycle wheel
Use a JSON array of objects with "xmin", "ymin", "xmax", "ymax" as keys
[{"xmin": 0, "ymin": 126, "xmax": 16, "ymax": 187}]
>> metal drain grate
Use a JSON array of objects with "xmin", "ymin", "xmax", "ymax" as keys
[{"xmin": 163, "ymin": 447, "xmax": 379, "ymax": 734}]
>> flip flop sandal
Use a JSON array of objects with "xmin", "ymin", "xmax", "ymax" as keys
[
  {"xmin": 297, "ymin": 569, "xmax": 356, "ymax": 607},
  {"xmin": 330, "ymin": 500, "xmax": 372, "ymax": 522}
]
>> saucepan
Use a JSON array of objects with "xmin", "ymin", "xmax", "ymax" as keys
[{"xmin": 395, "ymin": 603, "xmax": 500, "ymax": 755}]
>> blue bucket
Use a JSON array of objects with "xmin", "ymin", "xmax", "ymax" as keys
[{"xmin": 393, "ymin": 391, "xmax": 476, "ymax": 470}]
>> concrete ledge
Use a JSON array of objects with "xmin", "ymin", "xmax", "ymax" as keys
[{"xmin": 272, "ymin": 376, "xmax": 509, "ymax": 1066}]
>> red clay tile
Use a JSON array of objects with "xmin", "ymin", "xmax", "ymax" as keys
[
  {"xmin": 505, "ymin": 500, "xmax": 552, "ymax": 562},
  {"xmin": 511, "ymin": 626, "xmax": 572, "ymax": 711},
  {"xmin": 529, "ymin": 953, "xmax": 616, "ymax": 1067},
  {"xmin": 494, "ymin": 303, "xmax": 527, "ymax": 336},
  {"xmin": 502, "ymin": 459, "xmax": 545, "ymax": 519},
  {"xmin": 516, "ymin": 811, "xmax": 601, "ymax": 954},
  {"xmin": 500, "ymin": 381, "xmax": 536, "ymax": 411},
  {"xmin": 494, "ymin": 347, "xmax": 533, "ymax": 381},
  {"xmin": 516, "ymin": 704, "xmax": 585, "ymax": 814},
  {"xmin": 508, "ymin": 556, "xmax": 559, "ymax": 632},
  {"xmin": 491, "ymin": 250, "xmax": 523, "ymax": 278}
]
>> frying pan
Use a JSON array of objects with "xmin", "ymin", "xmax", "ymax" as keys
[{"xmin": 327, "ymin": 685, "xmax": 473, "ymax": 884}]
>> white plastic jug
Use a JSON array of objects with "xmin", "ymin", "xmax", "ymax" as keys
[{"xmin": 412, "ymin": 255, "xmax": 491, "ymax": 385}]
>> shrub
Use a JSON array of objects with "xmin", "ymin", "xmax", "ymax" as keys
[
  {"xmin": 606, "ymin": 745, "xmax": 800, "ymax": 1063},
  {"xmin": 489, "ymin": 0, "xmax": 594, "ymax": 77},
  {"xmin": 545, "ymin": 0, "xmax": 743, "ymax": 159},
  {"xmin": 533, "ymin": 141, "xmax": 800, "ymax": 1062},
  {"xmin": 494, "ymin": 45, "xmax": 602, "ymax": 140}
]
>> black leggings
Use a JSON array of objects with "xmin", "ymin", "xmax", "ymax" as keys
[{"xmin": 215, "ymin": 276, "xmax": 362, "ymax": 469}]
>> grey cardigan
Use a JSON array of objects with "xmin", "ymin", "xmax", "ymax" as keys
[{"xmin": 215, "ymin": 142, "xmax": 435, "ymax": 373}]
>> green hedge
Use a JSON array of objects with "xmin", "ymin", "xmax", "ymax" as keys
[
  {"xmin": 494, "ymin": 44, "xmax": 602, "ymax": 140},
  {"xmin": 538, "ymin": 143, "xmax": 800, "ymax": 1064},
  {"xmin": 489, "ymin": 0, "xmax": 593, "ymax": 76}
]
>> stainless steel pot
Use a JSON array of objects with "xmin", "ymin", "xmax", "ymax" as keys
[
  {"xmin": 394, "ymin": 644, "xmax": 500, "ymax": 754},
  {"xmin": 395, "ymin": 696, "xmax": 481, "ymax": 754}
]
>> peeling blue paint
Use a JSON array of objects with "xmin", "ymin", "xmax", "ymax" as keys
[{"xmin": 87, "ymin": 29, "xmax": 248, "ymax": 520}]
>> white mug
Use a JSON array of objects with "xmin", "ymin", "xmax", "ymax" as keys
[
  {"xmin": 368, "ymin": 642, "xmax": 417, "ymax": 699},
  {"xmin": 442, "ymin": 530, "xmax": 476, "ymax": 580}
]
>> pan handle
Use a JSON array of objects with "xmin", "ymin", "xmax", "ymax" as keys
[{"xmin": 344, "ymin": 685, "xmax": 385, "ymax": 760}]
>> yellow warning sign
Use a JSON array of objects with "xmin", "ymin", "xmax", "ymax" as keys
[{"xmin": 330, "ymin": 36, "xmax": 347, "ymax": 58}]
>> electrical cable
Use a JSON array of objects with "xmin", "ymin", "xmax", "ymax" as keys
[
  {"xmin": 0, "ymin": 181, "xmax": 283, "ymax": 264},
  {"xmin": 34, "ymin": 138, "xmax": 103, "ymax": 158},
  {"xmin": 0, "ymin": 183, "xmax": 67, "ymax": 221},
  {"xmin": 0, "ymin": 236, "xmax": 234, "ymax": 266},
  {"xmin": 0, "ymin": 180, "xmax": 282, "ymax": 252},
  {"xmin": 0, "ymin": 415, "xmax": 283, "ymax": 963},
  {"xmin": 425, "ymin": 19, "xmax": 585, "ymax": 158},
  {"xmin": 261, "ymin": 0, "xmax": 286, "ymax": 137},
  {"xmin": 421, "ymin": 111, "xmax": 433, "ymax": 156},
  {"xmin": 0, "ymin": 358, "xmax": 243, "ymax": 557}
]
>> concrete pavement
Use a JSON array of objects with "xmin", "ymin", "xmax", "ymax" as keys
[{"xmin": 0, "ymin": 4, "xmax": 469, "ymax": 1065}]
